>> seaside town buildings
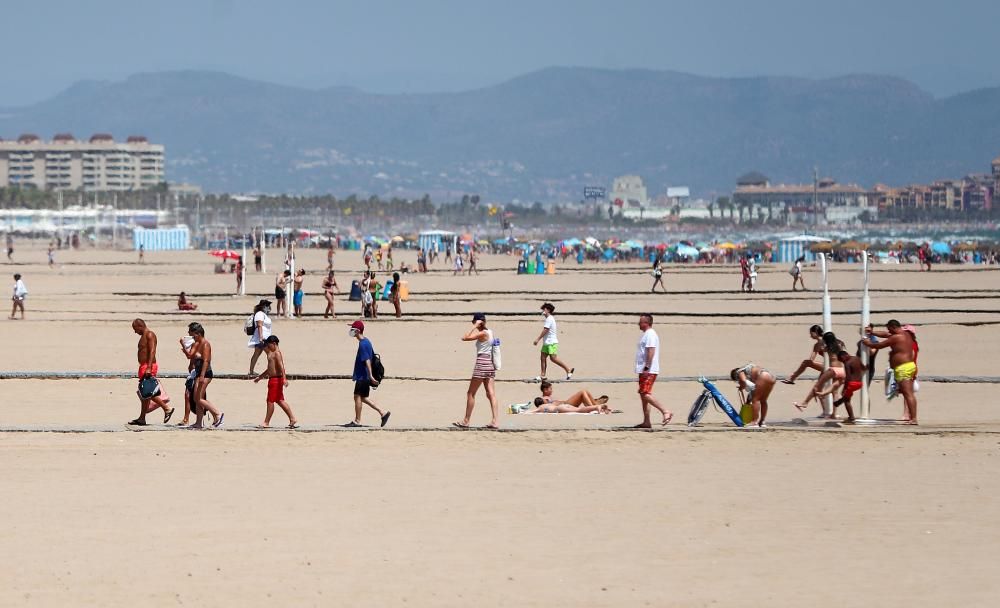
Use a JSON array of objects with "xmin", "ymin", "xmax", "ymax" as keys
[
  {"xmin": 731, "ymin": 155, "xmax": 1000, "ymax": 224},
  {"xmin": 0, "ymin": 134, "xmax": 165, "ymax": 191}
]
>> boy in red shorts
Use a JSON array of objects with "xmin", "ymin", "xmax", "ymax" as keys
[
  {"xmin": 253, "ymin": 335, "xmax": 299, "ymax": 428},
  {"xmin": 824, "ymin": 349, "xmax": 866, "ymax": 423}
]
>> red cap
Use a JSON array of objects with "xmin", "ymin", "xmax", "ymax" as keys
[{"xmin": 349, "ymin": 320, "xmax": 365, "ymax": 333}]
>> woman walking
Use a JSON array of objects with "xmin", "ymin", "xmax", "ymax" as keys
[
  {"xmin": 454, "ymin": 313, "xmax": 500, "ymax": 429},
  {"xmin": 322, "ymin": 270, "xmax": 340, "ymax": 318},
  {"xmin": 389, "ymin": 271, "xmax": 402, "ymax": 318},
  {"xmin": 180, "ymin": 323, "xmax": 223, "ymax": 429},
  {"xmin": 248, "ymin": 299, "xmax": 273, "ymax": 376}
]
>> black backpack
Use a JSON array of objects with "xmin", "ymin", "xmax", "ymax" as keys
[
  {"xmin": 244, "ymin": 314, "xmax": 256, "ymax": 336},
  {"xmin": 371, "ymin": 353, "xmax": 385, "ymax": 387}
]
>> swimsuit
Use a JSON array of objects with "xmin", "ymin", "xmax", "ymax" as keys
[
  {"xmin": 138, "ymin": 362, "xmax": 158, "ymax": 378},
  {"xmin": 893, "ymin": 361, "xmax": 917, "ymax": 382},
  {"xmin": 638, "ymin": 373, "xmax": 657, "ymax": 395},
  {"xmin": 843, "ymin": 380, "xmax": 863, "ymax": 400},
  {"xmin": 266, "ymin": 377, "xmax": 285, "ymax": 402}
]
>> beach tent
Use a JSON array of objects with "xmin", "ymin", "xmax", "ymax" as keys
[
  {"xmin": 133, "ymin": 226, "xmax": 190, "ymax": 251},
  {"xmin": 418, "ymin": 230, "xmax": 457, "ymax": 254},
  {"xmin": 777, "ymin": 235, "xmax": 832, "ymax": 263},
  {"xmin": 931, "ymin": 242, "xmax": 952, "ymax": 255}
]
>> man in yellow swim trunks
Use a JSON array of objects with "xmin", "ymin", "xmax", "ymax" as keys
[{"xmin": 863, "ymin": 320, "xmax": 918, "ymax": 424}]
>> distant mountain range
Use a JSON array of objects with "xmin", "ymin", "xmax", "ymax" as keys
[{"xmin": 2, "ymin": 67, "xmax": 999, "ymax": 200}]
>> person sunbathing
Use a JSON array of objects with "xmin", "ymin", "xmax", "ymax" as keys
[
  {"xmin": 529, "ymin": 381, "xmax": 611, "ymax": 413},
  {"xmin": 177, "ymin": 292, "xmax": 198, "ymax": 311}
]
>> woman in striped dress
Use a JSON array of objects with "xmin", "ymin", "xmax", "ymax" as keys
[{"xmin": 454, "ymin": 312, "xmax": 500, "ymax": 429}]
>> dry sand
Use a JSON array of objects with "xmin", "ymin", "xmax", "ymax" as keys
[{"xmin": 1, "ymin": 243, "xmax": 999, "ymax": 606}]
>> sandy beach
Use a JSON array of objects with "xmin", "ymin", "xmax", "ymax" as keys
[{"xmin": 2, "ymin": 243, "xmax": 999, "ymax": 606}]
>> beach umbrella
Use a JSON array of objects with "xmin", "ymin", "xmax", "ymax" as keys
[
  {"xmin": 931, "ymin": 242, "xmax": 951, "ymax": 255},
  {"xmin": 209, "ymin": 249, "xmax": 240, "ymax": 260},
  {"xmin": 810, "ymin": 242, "xmax": 834, "ymax": 252},
  {"xmin": 838, "ymin": 240, "xmax": 866, "ymax": 250},
  {"xmin": 391, "ymin": 235, "xmax": 405, "ymax": 243},
  {"xmin": 655, "ymin": 243, "xmax": 667, "ymax": 251},
  {"xmin": 675, "ymin": 244, "xmax": 699, "ymax": 257},
  {"xmin": 718, "ymin": 242, "xmax": 738, "ymax": 250},
  {"xmin": 584, "ymin": 236, "xmax": 600, "ymax": 247}
]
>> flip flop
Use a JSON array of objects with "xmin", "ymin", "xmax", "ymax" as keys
[
  {"xmin": 380, "ymin": 412, "xmax": 391, "ymax": 428},
  {"xmin": 163, "ymin": 408, "xmax": 175, "ymax": 424},
  {"xmin": 212, "ymin": 413, "xmax": 225, "ymax": 428},
  {"xmin": 483, "ymin": 424, "xmax": 499, "ymax": 430},
  {"xmin": 343, "ymin": 421, "xmax": 362, "ymax": 428},
  {"xmin": 781, "ymin": 379, "xmax": 795, "ymax": 385},
  {"xmin": 127, "ymin": 419, "xmax": 147, "ymax": 426},
  {"xmin": 287, "ymin": 423, "xmax": 300, "ymax": 429},
  {"xmin": 451, "ymin": 422, "xmax": 470, "ymax": 429}
]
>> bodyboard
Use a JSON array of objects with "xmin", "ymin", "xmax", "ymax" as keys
[{"xmin": 699, "ymin": 377, "xmax": 744, "ymax": 427}]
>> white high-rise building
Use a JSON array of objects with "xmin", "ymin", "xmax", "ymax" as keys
[{"xmin": 0, "ymin": 133, "xmax": 165, "ymax": 191}]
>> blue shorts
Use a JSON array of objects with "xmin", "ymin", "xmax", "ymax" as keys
[{"xmin": 293, "ymin": 290, "xmax": 303, "ymax": 306}]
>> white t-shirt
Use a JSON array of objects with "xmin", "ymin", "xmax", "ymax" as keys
[
  {"xmin": 13, "ymin": 279, "xmax": 27, "ymax": 299},
  {"xmin": 635, "ymin": 328, "xmax": 660, "ymax": 374},
  {"xmin": 542, "ymin": 315, "xmax": 558, "ymax": 345},
  {"xmin": 249, "ymin": 310, "xmax": 272, "ymax": 346}
]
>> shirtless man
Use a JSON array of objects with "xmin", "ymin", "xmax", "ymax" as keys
[
  {"xmin": 863, "ymin": 320, "xmax": 918, "ymax": 424},
  {"xmin": 129, "ymin": 319, "xmax": 173, "ymax": 426},
  {"xmin": 782, "ymin": 325, "xmax": 825, "ymax": 384},
  {"xmin": 275, "ymin": 270, "xmax": 289, "ymax": 316},
  {"xmin": 253, "ymin": 335, "xmax": 298, "ymax": 428}
]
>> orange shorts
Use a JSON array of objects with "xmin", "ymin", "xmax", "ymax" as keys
[
  {"xmin": 138, "ymin": 362, "xmax": 158, "ymax": 378},
  {"xmin": 638, "ymin": 373, "xmax": 657, "ymax": 395},
  {"xmin": 267, "ymin": 377, "xmax": 285, "ymax": 402}
]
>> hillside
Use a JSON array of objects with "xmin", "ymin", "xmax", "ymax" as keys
[{"xmin": 1, "ymin": 67, "xmax": 998, "ymax": 198}]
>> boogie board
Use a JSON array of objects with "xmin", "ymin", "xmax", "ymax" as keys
[
  {"xmin": 687, "ymin": 390, "xmax": 712, "ymax": 426},
  {"xmin": 699, "ymin": 377, "xmax": 744, "ymax": 427}
]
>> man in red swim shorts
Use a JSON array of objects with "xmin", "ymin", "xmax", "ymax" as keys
[
  {"xmin": 129, "ymin": 319, "xmax": 173, "ymax": 426},
  {"xmin": 633, "ymin": 314, "xmax": 673, "ymax": 428},
  {"xmin": 253, "ymin": 335, "xmax": 298, "ymax": 428}
]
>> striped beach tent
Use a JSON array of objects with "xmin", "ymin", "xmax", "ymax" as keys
[
  {"xmin": 133, "ymin": 226, "xmax": 190, "ymax": 251},
  {"xmin": 777, "ymin": 235, "xmax": 831, "ymax": 264}
]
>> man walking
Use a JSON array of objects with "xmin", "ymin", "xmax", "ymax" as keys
[
  {"xmin": 634, "ymin": 313, "xmax": 673, "ymax": 428},
  {"xmin": 345, "ymin": 320, "xmax": 390, "ymax": 428},
  {"xmin": 129, "ymin": 318, "xmax": 173, "ymax": 425},
  {"xmin": 533, "ymin": 303, "xmax": 574, "ymax": 381}
]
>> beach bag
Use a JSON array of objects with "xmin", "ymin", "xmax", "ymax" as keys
[
  {"xmin": 371, "ymin": 353, "xmax": 385, "ymax": 387},
  {"xmin": 244, "ymin": 314, "xmax": 256, "ymax": 336},
  {"xmin": 490, "ymin": 331, "xmax": 502, "ymax": 371},
  {"xmin": 138, "ymin": 374, "xmax": 161, "ymax": 400}
]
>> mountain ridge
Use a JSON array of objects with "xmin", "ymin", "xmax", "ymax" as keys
[{"xmin": 1, "ymin": 67, "xmax": 997, "ymax": 198}]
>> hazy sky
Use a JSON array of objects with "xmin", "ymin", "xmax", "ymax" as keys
[{"xmin": 2, "ymin": 0, "xmax": 997, "ymax": 105}]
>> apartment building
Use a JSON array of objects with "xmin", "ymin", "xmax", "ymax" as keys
[{"xmin": 0, "ymin": 133, "xmax": 165, "ymax": 191}]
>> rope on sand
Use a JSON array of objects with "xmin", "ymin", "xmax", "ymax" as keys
[{"xmin": 1, "ymin": 372, "xmax": 999, "ymax": 384}]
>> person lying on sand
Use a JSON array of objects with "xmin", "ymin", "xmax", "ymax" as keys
[{"xmin": 531, "ymin": 381, "xmax": 612, "ymax": 413}]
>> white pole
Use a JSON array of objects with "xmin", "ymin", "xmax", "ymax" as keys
[
  {"xmin": 57, "ymin": 191, "xmax": 64, "ymax": 244},
  {"xmin": 261, "ymin": 226, "xmax": 267, "ymax": 273},
  {"xmin": 112, "ymin": 193, "xmax": 117, "ymax": 250},
  {"xmin": 241, "ymin": 237, "xmax": 247, "ymax": 296},
  {"xmin": 859, "ymin": 251, "xmax": 872, "ymax": 420},
  {"xmin": 821, "ymin": 253, "xmax": 834, "ymax": 417},
  {"xmin": 286, "ymin": 243, "xmax": 295, "ymax": 318}
]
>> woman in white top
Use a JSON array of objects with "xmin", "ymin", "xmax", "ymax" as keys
[
  {"xmin": 248, "ymin": 299, "xmax": 273, "ymax": 376},
  {"xmin": 454, "ymin": 312, "xmax": 499, "ymax": 429},
  {"xmin": 10, "ymin": 273, "xmax": 27, "ymax": 320}
]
